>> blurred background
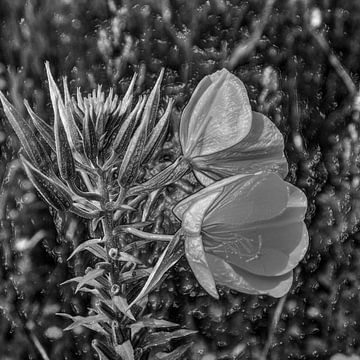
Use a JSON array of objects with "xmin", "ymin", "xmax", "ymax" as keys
[{"xmin": 1, "ymin": 0, "xmax": 360, "ymax": 359}]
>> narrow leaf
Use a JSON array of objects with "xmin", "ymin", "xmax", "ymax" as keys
[
  {"xmin": 82, "ymin": 107, "xmax": 98, "ymax": 164},
  {"xmin": 54, "ymin": 98, "xmax": 76, "ymax": 181},
  {"xmin": 146, "ymin": 68, "xmax": 164, "ymax": 135},
  {"xmin": 0, "ymin": 92, "xmax": 51, "ymax": 172},
  {"xmin": 60, "ymin": 276, "xmax": 103, "ymax": 288},
  {"xmin": 118, "ymin": 99, "xmax": 149, "ymax": 187},
  {"xmin": 118, "ymin": 268, "xmax": 152, "ymax": 283},
  {"xmin": 131, "ymin": 318, "xmax": 179, "ymax": 330},
  {"xmin": 92, "ymin": 340, "xmax": 119, "ymax": 360},
  {"xmin": 21, "ymin": 155, "xmax": 73, "ymax": 211},
  {"xmin": 57, "ymin": 313, "xmax": 107, "ymax": 332},
  {"xmin": 45, "ymin": 62, "xmax": 81, "ymax": 151},
  {"xmin": 142, "ymin": 329, "xmax": 197, "ymax": 350},
  {"xmin": 142, "ymin": 99, "xmax": 173, "ymax": 163},
  {"xmin": 128, "ymin": 232, "xmax": 183, "ymax": 307},
  {"xmin": 75, "ymin": 268, "xmax": 105, "ymax": 293},
  {"xmin": 151, "ymin": 343, "xmax": 193, "ymax": 360},
  {"xmin": 114, "ymin": 340, "xmax": 134, "ymax": 360},
  {"xmin": 67, "ymin": 238, "xmax": 103, "ymax": 260},
  {"xmin": 112, "ymin": 295, "xmax": 135, "ymax": 321},
  {"xmin": 24, "ymin": 100, "xmax": 56, "ymax": 152}
]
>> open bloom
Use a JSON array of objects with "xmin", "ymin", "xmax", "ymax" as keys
[
  {"xmin": 173, "ymin": 172, "xmax": 308, "ymax": 298},
  {"xmin": 180, "ymin": 68, "xmax": 288, "ymax": 185}
]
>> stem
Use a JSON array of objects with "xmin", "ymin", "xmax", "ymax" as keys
[
  {"xmin": 121, "ymin": 227, "xmax": 174, "ymax": 242},
  {"xmin": 127, "ymin": 156, "xmax": 191, "ymax": 197}
]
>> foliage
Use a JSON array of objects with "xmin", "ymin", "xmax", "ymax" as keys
[{"xmin": 1, "ymin": 0, "xmax": 360, "ymax": 360}]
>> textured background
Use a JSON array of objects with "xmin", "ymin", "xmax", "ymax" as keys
[{"xmin": 1, "ymin": 0, "xmax": 360, "ymax": 359}]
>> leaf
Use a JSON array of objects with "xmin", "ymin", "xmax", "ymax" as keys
[
  {"xmin": 118, "ymin": 101, "xmax": 149, "ymax": 187},
  {"xmin": 45, "ymin": 62, "xmax": 81, "ymax": 151},
  {"xmin": 75, "ymin": 268, "xmax": 105, "ymax": 293},
  {"xmin": 92, "ymin": 339, "xmax": 119, "ymax": 360},
  {"xmin": 54, "ymin": 97, "xmax": 76, "ymax": 181},
  {"xmin": 117, "ymin": 252, "xmax": 143, "ymax": 264},
  {"xmin": 118, "ymin": 268, "xmax": 152, "ymax": 283},
  {"xmin": 86, "ymin": 244, "xmax": 108, "ymax": 261},
  {"xmin": 0, "ymin": 91, "xmax": 52, "ymax": 172},
  {"xmin": 114, "ymin": 340, "xmax": 134, "ymax": 360},
  {"xmin": 57, "ymin": 313, "xmax": 107, "ymax": 333},
  {"xmin": 109, "ymin": 95, "xmax": 144, "ymax": 158},
  {"xmin": 24, "ymin": 100, "xmax": 56, "ymax": 152},
  {"xmin": 112, "ymin": 295, "xmax": 136, "ymax": 321},
  {"xmin": 130, "ymin": 318, "xmax": 179, "ymax": 330},
  {"xmin": 67, "ymin": 238, "xmax": 104, "ymax": 260},
  {"xmin": 128, "ymin": 232, "xmax": 184, "ymax": 308},
  {"xmin": 146, "ymin": 68, "xmax": 164, "ymax": 135},
  {"xmin": 82, "ymin": 106, "xmax": 98, "ymax": 164},
  {"xmin": 21, "ymin": 155, "xmax": 73, "ymax": 211},
  {"xmin": 142, "ymin": 329, "xmax": 197, "ymax": 350},
  {"xmin": 150, "ymin": 343, "xmax": 193, "ymax": 360},
  {"xmin": 142, "ymin": 98, "xmax": 173, "ymax": 163},
  {"xmin": 60, "ymin": 276, "xmax": 103, "ymax": 289}
]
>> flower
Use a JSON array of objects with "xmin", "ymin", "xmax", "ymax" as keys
[
  {"xmin": 180, "ymin": 68, "xmax": 288, "ymax": 185},
  {"xmin": 173, "ymin": 172, "xmax": 308, "ymax": 298}
]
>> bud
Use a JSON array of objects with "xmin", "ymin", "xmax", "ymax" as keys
[{"xmin": 180, "ymin": 68, "xmax": 288, "ymax": 185}]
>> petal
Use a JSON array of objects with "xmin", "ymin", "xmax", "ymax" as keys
[
  {"xmin": 203, "ymin": 172, "xmax": 288, "ymax": 228},
  {"xmin": 205, "ymin": 222, "xmax": 308, "ymax": 276},
  {"xmin": 173, "ymin": 173, "xmax": 250, "ymax": 221},
  {"xmin": 180, "ymin": 69, "xmax": 252, "ymax": 158},
  {"xmin": 179, "ymin": 75, "xmax": 213, "ymax": 151},
  {"xmin": 206, "ymin": 254, "xmax": 293, "ymax": 298},
  {"xmin": 192, "ymin": 111, "xmax": 288, "ymax": 181},
  {"xmin": 203, "ymin": 183, "xmax": 308, "ymax": 276},
  {"xmin": 185, "ymin": 234, "xmax": 219, "ymax": 299}
]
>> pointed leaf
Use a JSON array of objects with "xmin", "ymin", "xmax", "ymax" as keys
[
  {"xmin": 142, "ymin": 329, "xmax": 197, "ymax": 350},
  {"xmin": 21, "ymin": 155, "xmax": 73, "ymax": 211},
  {"xmin": 0, "ymin": 91, "xmax": 51, "ymax": 172},
  {"xmin": 128, "ymin": 232, "xmax": 183, "ymax": 307},
  {"xmin": 24, "ymin": 100, "xmax": 56, "ymax": 152},
  {"xmin": 151, "ymin": 343, "xmax": 193, "ymax": 360},
  {"xmin": 142, "ymin": 99, "xmax": 173, "ymax": 163},
  {"xmin": 131, "ymin": 318, "xmax": 179, "ymax": 330},
  {"xmin": 114, "ymin": 340, "xmax": 134, "ymax": 360},
  {"xmin": 57, "ymin": 313, "xmax": 107, "ymax": 333},
  {"xmin": 68, "ymin": 238, "xmax": 104, "ymax": 260},
  {"xmin": 92, "ymin": 339, "xmax": 118, "ymax": 360},
  {"xmin": 75, "ymin": 268, "xmax": 105, "ymax": 293},
  {"xmin": 45, "ymin": 62, "xmax": 81, "ymax": 151},
  {"xmin": 146, "ymin": 68, "xmax": 164, "ymax": 135},
  {"xmin": 112, "ymin": 295, "xmax": 136, "ymax": 321},
  {"xmin": 118, "ymin": 268, "xmax": 152, "ymax": 283},
  {"xmin": 54, "ymin": 97, "xmax": 76, "ymax": 181},
  {"xmin": 82, "ymin": 106, "xmax": 98, "ymax": 164},
  {"xmin": 60, "ymin": 276, "xmax": 103, "ymax": 289}
]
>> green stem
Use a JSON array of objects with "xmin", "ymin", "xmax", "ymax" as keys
[{"xmin": 122, "ymin": 227, "xmax": 174, "ymax": 242}]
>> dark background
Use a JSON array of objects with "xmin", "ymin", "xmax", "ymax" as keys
[{"xmin": 1, "ymin": 0, "xmax": 360, "ymax": 359}]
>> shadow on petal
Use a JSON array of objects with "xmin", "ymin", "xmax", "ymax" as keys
[{"xmin": 206, "ymin": 254, "xmax": 293, "ymax": 298}]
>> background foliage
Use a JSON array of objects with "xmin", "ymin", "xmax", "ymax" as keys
[{"xmin": 1, "ymin": 0, "xmax": 360, "ymax": 359}]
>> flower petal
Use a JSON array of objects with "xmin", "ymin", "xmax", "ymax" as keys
[
  {"xmin": 203, "ymin": 183, "xmax": 308, "ymax": 276},
  {"xmin": 192, "ymin": 111, "xmax": 288, "ymax": 182},
  {"xmin": 203, "ymin": 172, "xmax": 288, "ymax": 228},
  {"xmin": 173, "ymin": 173, "xmax": 250, "ymax": 221},
  {"xmin": 185, "ymin": 234, "xmax": 219, "ymax": 299},
  {"xmin": 206, "ymin": 254, "xmax": 293, "ymax": 298},
  {"xmin": 180, "ymin": 69, "xmax": 252, "ymax": 158}
]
